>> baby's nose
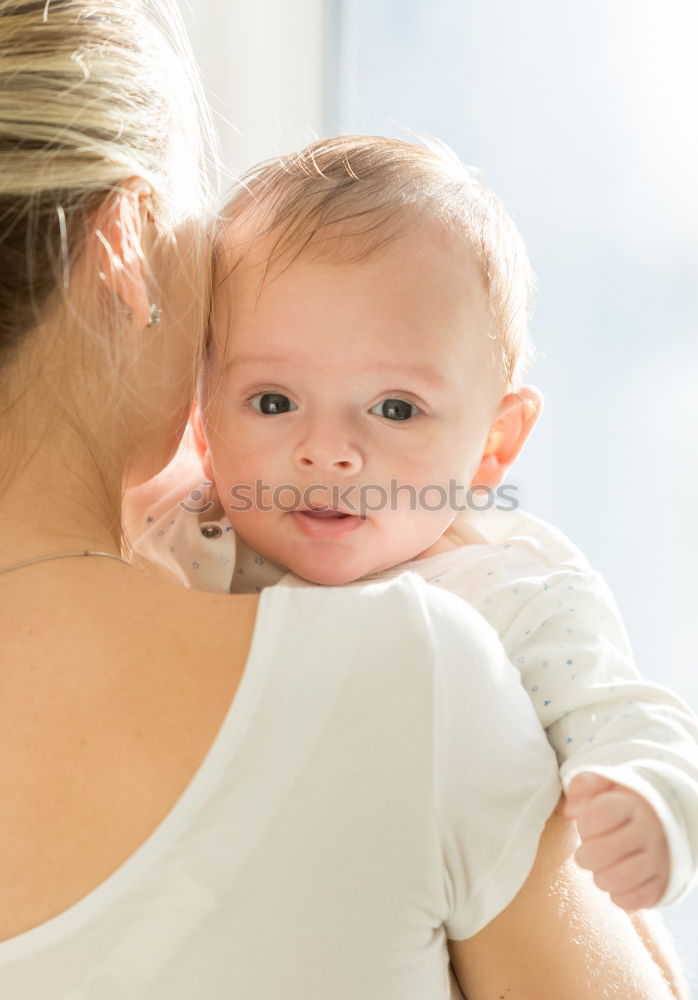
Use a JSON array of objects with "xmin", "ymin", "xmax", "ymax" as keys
[{"xmin": 292, "ymin": 433, "xmax": 363, "ymax": 475}]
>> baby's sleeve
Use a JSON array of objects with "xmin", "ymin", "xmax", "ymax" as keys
[
  {"xmin": 415, "ymin": 581, "xmax": 561, "ymax": 940},
  {"xmin": 500, "ymin": 569, "xmax": 698, "ymax": 905}
]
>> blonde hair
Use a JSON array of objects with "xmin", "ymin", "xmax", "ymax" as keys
[
  {"xmin": 218, "ymin": 135, "xmax": 534, "ymax": 388},
  {"xmin": 0, "ymin": 0, "xmax": 216, "ymax": 366}
]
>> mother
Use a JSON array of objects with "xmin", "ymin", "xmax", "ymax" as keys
[{"xmin": 0, "ymin": 2, "xmax": 685, "ymax": 997}]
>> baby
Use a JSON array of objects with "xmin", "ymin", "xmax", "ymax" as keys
[{"xmin": 127, "ymin": 135, "xmax": 698, "ymax": 912}]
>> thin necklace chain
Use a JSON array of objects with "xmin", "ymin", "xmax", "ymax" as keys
[{"xmin": 0, "ymin": 550, "xmax": 130, "ymax": 577}]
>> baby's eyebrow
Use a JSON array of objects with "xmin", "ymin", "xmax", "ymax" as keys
[
  {"xmin": 225, "ymin": 354, "xmax": 448, "ymax": 391},
  {"xmin": 366, "ymin": 362, "xmax": 448, "ymax": 391},
  {"xmin": 223, "ymin": 352, "xmax": 291, "ymax": 372}
]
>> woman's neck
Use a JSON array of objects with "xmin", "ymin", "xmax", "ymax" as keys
[{"xmin": 0, "ymin": 432, "xmax": 123, "ymax": 568}]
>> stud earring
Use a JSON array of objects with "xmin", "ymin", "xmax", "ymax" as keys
[{"xmin": 146, "ymin": 304, "xmax": 163, "ymax": 327}]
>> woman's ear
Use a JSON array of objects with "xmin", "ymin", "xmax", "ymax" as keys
[
  {"xmin": 471, "ymin": 386, "xmax": 543, "ymax": 489},
  {"xmin": 190, "ymin": 398, "xmax": 215, "ymax": 481},
  {"xmin": 94, "ymin": 178, "xmax": 153, "ymax": 328}
]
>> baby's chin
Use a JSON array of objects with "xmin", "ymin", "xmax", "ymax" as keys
[
  {"xmin": 286, "ymin": 559, "xmax": 368, "ymax": 587},
  {"xmin": 281, "ymin": 545, "xmax": 398, "ymax": 587},
  {"xmin": 284, "ymin": 547, "xmax": 417, "ymax": 587}
]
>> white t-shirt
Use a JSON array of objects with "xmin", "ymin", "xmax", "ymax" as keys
[
  {"xmin": 0, "ymin": 575, "xmax": 560, "ymax": 999},
  {"xmin": 124, "ymin": 445, "xmax": 698, "ymax": 907}
]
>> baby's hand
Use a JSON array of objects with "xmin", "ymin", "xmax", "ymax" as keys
[{"xmin": 564, "ymin": 772, "xmax": 669, "ymax": 911}]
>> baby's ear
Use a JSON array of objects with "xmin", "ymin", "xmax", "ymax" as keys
[
  {"xmin": 190, "ymin": 399, "xmax": 215, "ymax": 481},
  {"xmin": 471, "ymin": 386, "xmax": 543, "ymax": 489}
]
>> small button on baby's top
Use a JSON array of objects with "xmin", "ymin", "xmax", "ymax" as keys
[{"xmin": 201, "ymin": 524, "xmax": 222, "ymax": 540}]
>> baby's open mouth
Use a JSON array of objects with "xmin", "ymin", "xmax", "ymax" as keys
[
  {"xmin": 301, "ymin": 507, "xmax": 351, "ymax": 519},
  {"xmin": 290, "ymin": 506, "xmax": 367, "ymax": 538}
]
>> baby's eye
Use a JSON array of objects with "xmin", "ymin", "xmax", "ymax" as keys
[
  {"xmin": 249, "ymin": 392, "xmax": 297, "ymax": 415},
  {"xmin": 370, "ymin": 398, "xmax": 420, "ymax": 421}
]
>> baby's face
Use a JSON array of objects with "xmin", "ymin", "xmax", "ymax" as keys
[{"xmin": 200, "ymin": 224, "xmax": 503, "ymax": 585}]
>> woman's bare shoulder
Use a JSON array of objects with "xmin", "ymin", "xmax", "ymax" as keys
[
  {"xmin": 130, "ymin": 568, "xmax": 260, "ymax": 665},
  {"xmin": 0, "ymin": 567, "xmax": 259, "ymax": 942}
]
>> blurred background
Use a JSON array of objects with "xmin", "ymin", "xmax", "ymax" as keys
[{"xmin": 177, "ymin": 0, "xmax": 698, "ymax": 969}]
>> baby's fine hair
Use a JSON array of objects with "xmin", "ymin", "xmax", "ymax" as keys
[{"xmin": 220, "ymin": 135, "xmax": 534, "ymax": 388}]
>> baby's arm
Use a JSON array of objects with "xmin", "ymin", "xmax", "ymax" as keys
[{"xmin": 500, "ymin": 569, "xmax": 698, "ymax": 909}]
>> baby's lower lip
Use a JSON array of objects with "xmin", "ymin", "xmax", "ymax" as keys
[{"xmin": 290, "ymin": 509, "xmax": 366, "ymax": 539}]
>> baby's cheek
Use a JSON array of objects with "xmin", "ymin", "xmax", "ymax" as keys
[
  {"xmin": 213, "ymin": 446, "xmax": 266, "ymax": 491},
  {"xmin": 393, "ymin": 462, "xmax": 467, "ymax": 517},
  {"xmin": 397, "ymin": 428, "xmax": 471, "ymax": 479}
]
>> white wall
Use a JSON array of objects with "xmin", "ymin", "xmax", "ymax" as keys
[{"xmin": 176, "ymin": 0, "xmax": 328, "ymax": 189}]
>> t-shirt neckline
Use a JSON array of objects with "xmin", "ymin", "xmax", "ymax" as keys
[{"xmin": 0, "ymin": 586, "xmax": 283, "ymax": 963}]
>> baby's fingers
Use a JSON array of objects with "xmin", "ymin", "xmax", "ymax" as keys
[
  {"xmin": 592, "ymin": 851, "xmax": 666, "ymax": 909},
  {"xmin": 564, "ymin": 772, "xmax": 614, "ymax": 815},
  {"xmin": 592, "ymin": 849, "xmax": 649, "ymax": 895},
  {"xmin": 608, "ymin": 876, "xmax": 665, "ymax": 911},
  {"xmin": 573, "ymin": 790, "xmax": 634, "ymax": 840},
  {"xmin": 575, "ymin": 822, "xmax": 641, "ymax": 874}
]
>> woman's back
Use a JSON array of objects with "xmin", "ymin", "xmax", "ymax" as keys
[
  {"xmin": 0, "ymin": 570, "xmax": 560, "ymax": 998},
  {"xmin": 0, "ymin": 561, "xmax": 256, "ymax": 943}
]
